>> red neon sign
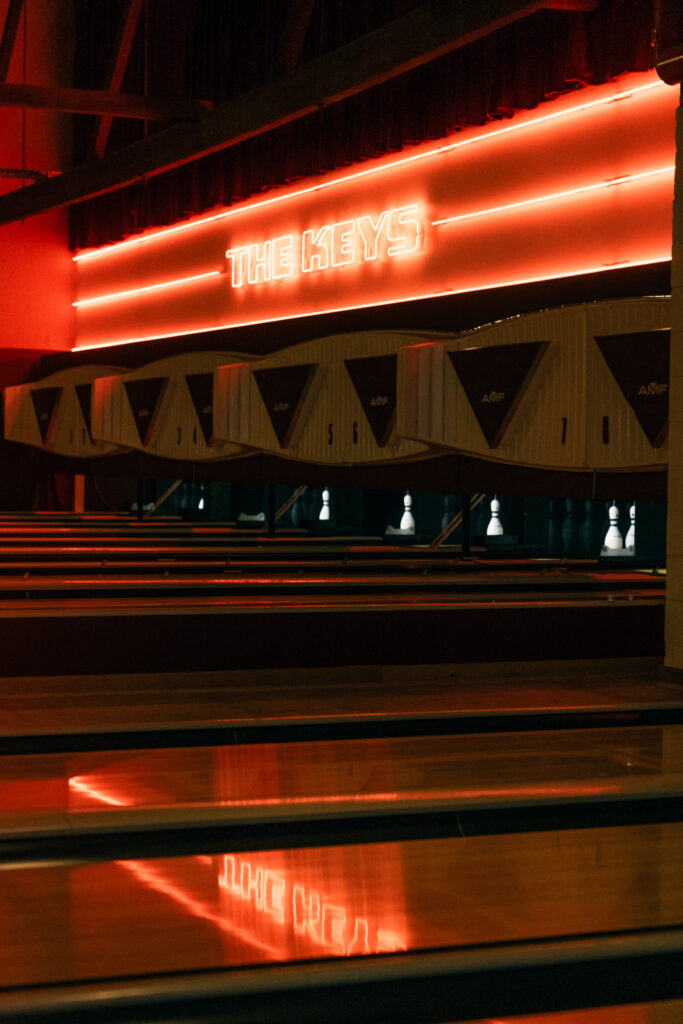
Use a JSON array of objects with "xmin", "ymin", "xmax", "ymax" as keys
[
  {"xmin": 226, "ymin": 204, "xmax": 423, "ymax": 287},
  {"xmin": 73, "ymin": 71, "xmax": 677, "ymax": 351}
]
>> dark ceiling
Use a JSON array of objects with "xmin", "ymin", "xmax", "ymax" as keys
[{"xmin": 0, "ymin": 0, "xmax": 659, "ymax": 247}]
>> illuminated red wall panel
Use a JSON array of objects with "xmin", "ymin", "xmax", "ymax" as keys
[{"xmin": 73, "ymin": 71, "xmax": 678, "ymax": 352}]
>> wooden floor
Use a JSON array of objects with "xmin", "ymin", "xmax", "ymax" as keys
[
  {"xmin": 1, "ymin": 657, "xmax": 680, "ymax": 737},
  {"xmin": 460, "ymin": 1002, "xmax": 683, "ymax": 1022},
  {"xmin": 2, "ymin": 823, "xmax": 682, "ymax": 990},
  {"xmin": 5, "ymin": 721, "xmax": 681, "ymax": 812},
  {"xmin": 0, "ymin": 515, "xmax": 678, "ymax": 1020}
]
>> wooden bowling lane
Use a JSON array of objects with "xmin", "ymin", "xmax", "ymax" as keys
[
  {"xmin": 0, "ymin": 519, "xmax": 648, "ymax": 569},
  {"xmin": 0, "ymin": 558, "xmax": 233, "ymax": 575},
  {"xmin": 0, "ymin": 823, "xmax": 681, "ymax": 998},
  {"xmin": 0, "ymin": 581, "xmax": 664, "ymax": 608},
  {"xmin": 1, "ymin": 659, "xmax": 680, "ymax": 744},
  {"xmin": 2, "ymin": 724, "xmax": 682, "ymax": 820},
  {"xmin": 1, "ymin": 725, "xmax": 681, "ymax": 865},
  {"xmin": 0, "ymin": 564, "xmax": 660, "ymax": 603},
  {"xmin": 0, "ymin": 573, "xmax": 667, "ymax": 602},
  {"xmin": 459, "ymin": 1002, "xmax": 683, "ymax": 1022}
]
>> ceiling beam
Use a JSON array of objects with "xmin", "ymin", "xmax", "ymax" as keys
[
  {"xmin": 0, "ymin": 0, "xmax": 557, "ymax": 227},
  {"xmin": 0, "ymin": 82, "xmax": 212, "ymax": 119},
  {"xmin": 277, "ymin": 0, "xmax": 319, "ymax": 73},
  {"xmin": 93, "ymin": 0, "xmax": 144, "ymax": 158},
  {"xmin": 0, "ymin": 0, "xmax": 23, "ymax": 82}
]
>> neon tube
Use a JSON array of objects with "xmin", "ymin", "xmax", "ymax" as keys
[
  {"xmin": 73, "ymin": 270, "xmax": 221, "ymax": 308},
  {"xmin": 73, "ymin": 255, "xmax": 672, "ymax": 352},
  {"xmin": 77, "ymin": 165, "xmax": 671, "ymax": 310},
  {"xmin": 432, "ymin": 166, "xmax": 676, "ymax": 227},
  {"xmin": 72, "ymin": 76, "xmax": 668, "ymax": 264}
]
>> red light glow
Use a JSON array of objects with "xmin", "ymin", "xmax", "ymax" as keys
[
  {"xmin": 73, "ymin": 70, "xmax": 677, "ymax": 351},
  {"xmin": 117, "ymin": 859, "xmax": 284, "ymax": 955},
  {"xmin": 72, "ymin": 270, "xmax": 221, "ymax": 308},
  {"xmin": 226, "ymin": 204, "xmax": 423, "ymax": 287},
  {"xmin": 72, "ymin": 77, "xmax": 668, "ymax": 265},
  {"xmin": 73, "ymin": 255, "xmax": 672, "ymax": 353},
  {"xmin": 218, "ymin": 853, "xmax": 407, "ymax": 957},
  {"xmin": 432, "ymin": 165, "xmax": 676, "ymax": 227},
  {"xmin": 71, "ymin": 777, "xmax": 408, "ymax": 960},
  {"xmin": 69, "ymin": 776, "xmax": 130, "ymax": 806}
]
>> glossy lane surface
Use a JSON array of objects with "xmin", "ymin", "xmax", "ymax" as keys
[
  {"xmin": 2, "ymin": 822, "xmax": 682, "ymax": 988},
  {"xmin": 459, "ymin": 1001, "xmax": 683, "ymax": 1022},
  {"xmin": 1, "ymin": 725, "xmax": 681, "ymax": 823},
  {"xmin": 1, "ymin": 659, "xmax": 680, "ymax": 736}
]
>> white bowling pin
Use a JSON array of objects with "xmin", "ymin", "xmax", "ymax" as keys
[
  {"xmin": 602, "ymin": 501, "xmax": 623, "ymax": 551},
  {"xmin": 625, "ymin": 502, "xmax": 635, "ymax": 550},
  {"xmin": 400, "ymin": 491, "xmax": 415, "ymax": 532},
  {"xmin": 486, "ymin": 496, "xmax": 504, "ymax": 536}
]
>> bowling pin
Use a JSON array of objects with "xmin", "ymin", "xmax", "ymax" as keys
[
  {"xmin": 486, "ymin": 496, "xmax": 504, "ymax": 536},
  {"xmin": 625, "ymin": 502, "xmax": 636, "ymax": 550},
  {"xmin": 400, "ymin": 491, "xmax": 415, "ymax": 532},
  {"xmin": 602, "ymin": 501, "xmax": 623, "ymax": 551},
  {"xmin": 319, "ymin": 487, "xmax": 331, "ymax": 521}
]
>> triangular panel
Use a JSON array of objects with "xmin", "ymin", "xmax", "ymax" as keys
[
  {"xmin": 185, "ymin": 373, "xmax": 215, "ymax": 447},
  {"xmin": 253, "ymin": 363, "xmax": 317, "ymax": 448},
  {"xmin": 74, "ymin": 383, "xmax": 93, "ymax": 442},
  {"xmin": 344, "ymin": 354, "xmax": 397, "ymax": 448},
  {"xmin": 448, "ymin": 341, "xmax": 549, "ymax": 448},
  {"xmin": 123, "ymin": 377, "xmax": 168, "ymax": 446},
  {"xmin": 595, "ymin": 331, "xmax": 670, "ymax": 447},
  {"xmin": 30, "ymin": 387, "xmax": 63, "ymax": 443}
]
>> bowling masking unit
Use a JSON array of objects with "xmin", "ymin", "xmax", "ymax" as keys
[{"xmin": 4, "ymin": 297, "xmax": 669, "ymax": 474}]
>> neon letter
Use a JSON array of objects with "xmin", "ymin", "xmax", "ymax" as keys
[
  {"xmin": 356, "ymin": 212, "xmax": 388, "ymax": 261},
  {"xmin": 387, "ymin": 205, "xmax": 421, "ymax": 257},
  {"xmin": 331, "ymin": 220, "xmax": 356, "ymax": 267},
  {"xmin": 302, "ymin": 225, "xmax": 331, "ymax": 273},
  {"xmin": 226, "ymin": 247, "xmax": 250, "ymax": 288},
  {"xmin": 272, "ymin": 235, "xmax": 295, "ymax": 279},
  {"xmin": 247, "ymin": 241, "xmax": 272, "ymax": 285}
]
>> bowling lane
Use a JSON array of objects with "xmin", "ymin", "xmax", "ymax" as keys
[
  {"xmin": 460, "ymin": 1002, "xmax": 683, "ymax": 1022},
  {"xmin": 1, "ymin": 658, "xmax": 681, "ymax": 742},
  {"xmin": 0, "ymin": 586, "xmax": 664, "ymax": 610},
  {"xmin": 1, "ymin": 724, "xmax": 681, "ymax": 824},
  {"xmin": 1, "ymin": 822, "xmax": 681, "ymax": 990},
  {"xmin": 2, "ymin": 725, "xmax": 681, "ymax": 856},
  {"xmin": 0, "ymin": 568, "xmax": 664, "ymax": 598}
]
